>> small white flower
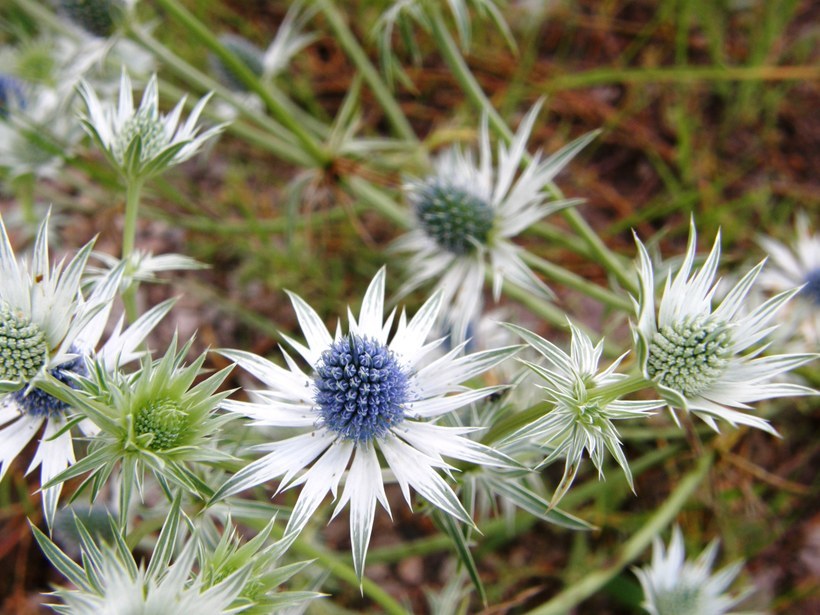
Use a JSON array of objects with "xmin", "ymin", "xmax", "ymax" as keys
[
  {"xmin": 0, "ymin": 82, "xmax": 82, "ymax": 179},
  {"xmin": 393, "ymin": 102, "xmax": 596, "ymax": 343},
  {"xmin": 79, "ymin": 70, "xmax": 225, "ymax": 181},
  {"xmin": 504, "ymin": 322, "xmax": 661, "ymax": 506},
  {"xmin": 213, "ymin": 268, "xmax": 520, "ymax": 579},
  {"xmin": 0, "ymin": 213, "xmax": 171, "ymax": 526},
  {"xmin": 756, "ymin": 212, "xmax": 820, "ymax": 349},
  {"xmin": 633, "ymin": 526, "xmax": 755, "ymax": 615},
  {"xmin": 632, "ymin": 219, "xmax": 817, "ymax": 434}
]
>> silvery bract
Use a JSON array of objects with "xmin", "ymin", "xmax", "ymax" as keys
[
  {"xmin": 86, "ymin": 249, "xmax": 206, "ymax": 294},
  {"xmin": 633, "ymin": 526, "xmax": 755, "ymax": 615},
  {"xmin": 632, "ymin": 219, "xmax": 817, "ymax": 434},
  {"xmin": 394, "ymin": 102, "xmax": 596, "ymax": 343},
  {"xmin": 32, "ymin": 498, "xmax": 261, "ymax": 615},
  {"xmin": 213, "ymin": 268, "xmax": 520, "ymax": 579},
  {"xmin": 504, "ymin": 322, "xmax": 662, "ymax": 506},
  {"xmin": 757, "ymin": 212, "xmax": 820, "ymax": 349},
  {"xmin": 79, "ymin": 70, "xmax": 225, "ymax": 181},
  {"xmin": 0, "ymin": 214, "xmax": 169, "ymax": 526}
]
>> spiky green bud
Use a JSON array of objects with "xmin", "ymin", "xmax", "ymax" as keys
[
  {"xmin": 134, "ymin": 397, "xmax": 187, "ymax": 451},
  {"xmin": 111, "ymin": 107, "xmax": 167, "ymax": 165},
  {"xmin": 59, "ymin": 0, "xmax": 121, "ymax": 38}
]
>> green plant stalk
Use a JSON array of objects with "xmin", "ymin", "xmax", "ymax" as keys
[
  {"xmin": 344, "ymin": 176, "xmax": 411, "ymax": 228},
  {"xmin": 317, "ymin": 0, "xmax": 417, "ymax": 142},
  {"xmin": 369, "ymin": 444, "xmax": 682, "ymax": 565},
  {"xmin": 587, "ymin": 373, "xmax": 651, "ymax": 403},
  {"xmin": 525, "ymin": 451, "xmax": 714, "ymax": 615},
  {"xmin": 538, "ymin": 65, "xmax": 820, "ymax": 92},
  {"xmin": 152, "ymin": 0, "xmax": 329, "ymax": 167},
  {"xmin": 121, "ymin": 178, "xmax": 144, "ymax": 321},
  {"xmin": 13, "ymin": 173, "xmax": 37, "ymax": 227},
  {"xmin": 425, "ymin": 3, "xmax": 637, "ymax": 295},
  {"xmin": 522, "ymin": 252, "xmax": 633, "ymax": 312}
]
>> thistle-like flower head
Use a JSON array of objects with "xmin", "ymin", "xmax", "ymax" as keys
[
  {"xmin": 78, "ymin": 70, "xmax": 225, "ymax": 181},
  {"xmin": 633, "ymin": 526, "xmax": 755, "ymax": 615},
  {"xmin": 632, "ymin": 219, "xmax": 817, "ymax": 433},
  {"xmin": 394, "ymin": 102, "xmax": 596, "ymax": 343},
  {"xmin": 32, "ymin": 498, "xmax": 265, "ymax": 614},
  {"xmin": 756, "ymin": 212, "xmax": 820, "ymax": 349},
  {"xmin": 41, "ymin": 335, "xmax": 235, "ymax": 513},
  {"xmin": 213, "ymin": 268, "xmax": 520, "ymax": 579},
  {"xmin": 0, "ymin": 213, "xmax": 174, "ymax": 527},
  {"xmin": 504, "ymin": 322, "xmax": 661, "ymax": 505}
]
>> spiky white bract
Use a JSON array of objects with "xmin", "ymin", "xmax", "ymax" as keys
[
  {"xmin": 632, "ymin": 220, "xmax": 817, "ymax": 434},
  {"xmin": 756, "ymin": 212, "xmax": 820, "ymax": 349},
  {"xmin": 40, "ymin": 335, "xmax": 235, "ymax": 522},
  {"xmin": 32, "ymin": 498, "xmax": 256, "ymax": 615},
  {"xmin": 0, "ymin": 212, "xmax": 154, "ymax": 527},
  {"xmin": 78, "ymin": 70, "xmax": 225, "ymax": 181},
  {"xmin": 86, "ymin": 249, "xmax": 206, "ymax": 294},
  {"xmin": 503, "ymin": 322, "xmax": 661, "ymax": 506},
  {"xmin": 394, "ymin": 103, "xmax": 596, "ymax": 343},
  {"xmin": 0, "ymin": 83, "xmax": 81, "ymax": 179},
  {"xmin": 633, "ymin": 526, "xmax": 754, "ymax": 615},
  {"xmin": 213, "ymin": 268, "xmax": 520, "ymax": 579}
]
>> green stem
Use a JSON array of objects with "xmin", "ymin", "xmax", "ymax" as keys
[
  {"xmin": 152, "ymin": 0, "xmax": 330, "ymax": 166},
  {"xmin": 587, "ymin": 373, "xmax": 651, "ymax": 403},
  {"xmin": 482, "ymin": 401, "xmax": 553, "ymax": 445},
  {"xmin": 344, "ymin": 176, "xmax": 410, "ymax": 227},
  {"xmin": 525, "ymin": 452, "xmax": 714, "ymax": 615},
  {"xmin": 561, "ymin": 209, "xmax": 638, "ymax": 294},
  {"xmin": 426, "ymin": 2, "xmax": 512, "ymax": 143},
  {"xmin": 521, "ymin": 252, "xmax": 633, "ymax": 312},
  {"xmin": 317, "ymin": 0, "xmax": 417, "ymax": 142},
  {"xmin": 13, "ymin": 173, "xmax": 37, "ymax": 227},
  {"xmin": 539, "ymin": 64, "xmax": 820, "ymax": 92},
  {"xmin": 121, "ymin": 178, "xmax": 143, "ymax": 321},
  {"xmin": 370, "ymin": 444, "xmax": 682, "ymax": 564},
  {"xmin": 426, "ymin": 4, "xmax": 638, "ymax": 294}
]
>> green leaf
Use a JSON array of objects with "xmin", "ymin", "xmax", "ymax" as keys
[{"xmin": 433, "ymin": 510, "xmax": 487, "ymax": 607}]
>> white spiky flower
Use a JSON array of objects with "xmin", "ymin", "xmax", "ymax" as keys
[
  {"xmin": 78, "ymin": 70, "xmax": 225, "ymax": 181},
  {"xmin": 0, "ymin": 213, "xmax": 172, "ymax": 526},
  {"xmin": 632, "ymin": 219, "xmax": 817, "ymax": 434},
  {"xmin": 213, "ymin": 268, "xmax": 520, "ymax": 579},
  {"xmin": 0, "ymin": 81, "xmax": 82, "ymax": 179},
  {"xmin": 503, "ymin": 322, "xmax": 662, "ymax": 506},
  {"xmin": 85, "ymin": 249, "xmax": 206, "ymax": 294},
  {"xmin": 393, "ymin": 103, "xmax": 596, "ymax": 343},
  {"xmin": 633, "ymin": 526, "xmax": 756, "ymax": 615},
  {"xmin": 756, "ymin": 212, "xmax": 820, "ymax": 349},
  {"xmin": 33, "ymin": 498, "xmax": 257, "ymax": 615}
]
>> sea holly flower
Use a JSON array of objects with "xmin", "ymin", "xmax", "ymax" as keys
[
  {"xmin": 0, "ymin": 213, "xmax": 138, "ymax": 526},
  {"xmin": 78, "ymin": 70, "xmax": 225, "ymax": 182},
  {"xmin": 393, "ymin": 103, "xmax": 596, "ymax": 343},
  {"xmin": 756, "ymin": 212, "xmax": 820, "ymax": 349},
  {"xmin": 41, "ymin": 335, "xmax": 235, "ymax": 521},
  {"xmin": 632, "ymin": 220, "xmax": 817, "ymax": 434},
  {"xmin": 32, "ymin": 497, "xmax": 265, "ymax": 614},
  {"xmin": 210, "ymin": 5, "xmax": 316, "ymax": 91},
  {"xmin": 212, "ymin": 268, "xmax": 520, "ymax": 579},
  {"xmin": 633, "ymin": 526, "xmax": 755, "ymax": 615},
  {"xmin": 503, "ymin": 322, "xmax": 662, "ymax": 506},
  {"xmin": 0, "ymin": 82, "xmax": 82, "ymax": 180},
  {"xmin": 57, "ymin": 0, "xmax": 132, "ymax": 39}
]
